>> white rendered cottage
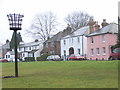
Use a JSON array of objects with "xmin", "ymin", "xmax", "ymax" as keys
[
  {"xmin": 4, "ymin": 51, "xmax": 15, "ymax": 62},
  {"xmin": 60, "ymin": 26, "xmax": 89, "ymax": 60},
  {"xmin": 18, "ymin": 40, "xmax": 43, "ymax": 61}
]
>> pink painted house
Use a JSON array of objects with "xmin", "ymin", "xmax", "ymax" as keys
[{"xmin": 87, "ymin": 20, "xmax": 118, "ymax": 60}]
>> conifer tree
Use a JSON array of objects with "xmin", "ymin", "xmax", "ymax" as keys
[{"xmin": 10, "ymin": 32, "xmax": 23, "ymax": 50}]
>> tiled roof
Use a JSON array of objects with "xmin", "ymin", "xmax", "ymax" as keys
[{"xmin": 86, "ymin": 23, "xmax": 118, "ymax": 37}]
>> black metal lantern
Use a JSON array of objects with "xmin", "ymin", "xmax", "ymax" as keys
[
  {"xmin": 7, "ymin": 14, "xmax": 24, "ymax": 30},
  {"xmin": 7, "ymin": 13, "xmax": 24, "ymax": 77}
]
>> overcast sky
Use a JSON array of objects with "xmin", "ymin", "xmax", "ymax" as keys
[{"xmin": 0, "ymin": 0, "xmax": 119, "ymax": 44}]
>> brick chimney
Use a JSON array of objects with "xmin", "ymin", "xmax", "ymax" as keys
[
  {"xmin": 88, "ymin": 19, "xmax": 96, "ymax": 34},
  {"xmin": 94, "ymin": 21, "xmax": 100, "ymax": 31},
  {"xmin": 63, "ymin": 24, "xmax": 72, "ymax": 36},
  {"xmin": 101, "ymin": 19, "xmax": 109, "ymax": 28}
]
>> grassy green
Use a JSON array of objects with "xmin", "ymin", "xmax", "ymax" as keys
[{"xmin": 2, "ymin": 60, "xmax": 118, "ymax": 88}]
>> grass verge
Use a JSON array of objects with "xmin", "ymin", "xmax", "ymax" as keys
[{"xmin": 2, "ymin": 60, "xmax": 118, "ymax": 88}]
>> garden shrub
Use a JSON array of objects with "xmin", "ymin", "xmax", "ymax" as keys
[{"xmin": 37, "ymin": 54, "xmax": 49, "ymax": 61}]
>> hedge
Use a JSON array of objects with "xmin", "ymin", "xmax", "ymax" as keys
[{"xmin": 24, "ymin": 57, "xmax": 35, "ymax": 62}]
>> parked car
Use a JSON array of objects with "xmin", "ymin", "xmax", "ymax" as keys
[
  {"xmin": 0, "ymin": 59, "xmax": 8, "ymax": 62},
  {"xmin": 12, "ymin": 59, "xmax": 20, "ymax": 62},
  {"xmin": 68, "ymin": 54, "xmax": 85, "ymax": 60},
  {"xmin": 109, "ymin": 48, "xmax": 120, "ymax": 60},
  {"xmin": 46, "ymin": 55, "xmax": 62, "ymax": 61}
]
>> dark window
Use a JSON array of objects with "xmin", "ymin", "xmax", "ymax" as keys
[
  {"xmin": 96, "ymin": 48, "xmax": 100, "ymax": 55},
  {"xmin": 91, "ymin": 49, "xmax": 94, "ymax": 55},
  {"xmin": 64, "ymin": 40, "xmax": 66, "ymax": 45},
  {"xmin": 91, "ymin": 37, "xmax": 94, "ymax": 43},
  {"xmin": 78, "ymin": 49, "xmax": 80, "ymax": 54},
  {"xmin": 77, "ymin": 37, "xmax": 80, "ymax": 43}
]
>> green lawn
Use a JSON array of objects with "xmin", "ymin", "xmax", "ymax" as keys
[{"xmin": 1, "ymin": 60, "xmax": 118, "ymax": 88}]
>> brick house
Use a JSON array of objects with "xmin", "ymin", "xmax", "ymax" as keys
[
  {"xmin": 86, "ymin": 19, "xmax": 118, "ymax": 60},
  {"xmin": 43, "ymin": 25, "xmax": 72, "ymax": 56}
]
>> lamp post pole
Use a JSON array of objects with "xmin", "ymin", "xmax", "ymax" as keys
[
  {"xmin": 14, "ymin": 30, "xmax": 18, "ymax": 77},
  {"xmin": 7, "ymin": 13, "xmax": 24, "ymax": 77}
]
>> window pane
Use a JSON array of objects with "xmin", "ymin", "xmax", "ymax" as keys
[
  {"xmin": 102, "ymin": 35, "xmax": 105, "ymax": 42},
  {"xmin": 64, "ymin": 40, "xmax": 66, "ymax": 45},
  {"xmin": 96, "ymin": 48, "xmax": 100, "ymax": 55},
  {"xmin": 90, "ymin": 37, "xmax": 94, "ymax": 43},
  {"xmin": 103, "ymin": 47, "xmax": 106, "ymax": 54},
  {"xmin": 77, "ymin": 37, "xmax": 80, "ymax": 43},
  {"xmin": 78, "ymin": 49, "xmax": 80, "ymax": 54},
  {"xmin": 91, "ymin": 49, "xmax": 94, "ymax": 55}
]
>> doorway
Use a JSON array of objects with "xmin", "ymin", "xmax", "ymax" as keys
[{"xmin": 69, "ymin": 47, "xmax": 74, "ymax": 55}]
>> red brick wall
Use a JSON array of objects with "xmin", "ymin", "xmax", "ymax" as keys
[{"xmin": 43, "ymin": 41, "xmax": 61, "ymax": 56}]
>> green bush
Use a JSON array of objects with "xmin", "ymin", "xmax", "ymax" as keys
[
  {"xmin": 37, "ymin": 54, "xmax": 49, "ymax": 61},
  {"xmin": 25, "ymin": 57, "xmax": 35, "ymax": 62}
]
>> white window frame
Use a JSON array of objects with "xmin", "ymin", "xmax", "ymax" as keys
[
  {"xmin": 64, "ymin": 40, "xmax": 66, "ymax": 45},
  {"xmin": 29, "ymin": 47, "xmax": 31, "ymax": 50},
  {"xmin": 64, "ymin": 50, "xmax": 66, "ymax": 56},
  {"xmin": 102, "ymin": 47, "xmax": 106, "ymax": 55},
  {"xmin": 91, "ymin": 48, "xmax": 94, "ymax": 56},
  {"xmin": 96, "ymin": 48, "xmax": 100, "ymax": 55},
  {"xmin": 102, "ymin": 35, "xmax": 105, "ymax": 42},
  {"xmin": 78, "ymin": 49, "xmax": 80, "ymax": 54},
  {"xmin": 77, "ymin": 37, "xmax": 80, "ymax": 43},
  {"xmin": 90, "ymin": 37, "xmax": 94, "ymax": 44},
  {"xmin": 50, "ymin": 50, "xmax": 54, "ymax": 54}
]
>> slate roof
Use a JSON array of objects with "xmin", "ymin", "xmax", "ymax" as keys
[
  {"xmin": 86, "ymin": 23, "xmax": 118, "ymax": 37},
  {"xmin": 7, "ymin": 51, "xmax": 14, "ymax": 55},
  {"xmin": 62, "ymin": 26, "xmax": 89, "ymax": 39},
  {"xmin": 44, "ymin": 31, "xmax": 64, "ymax": 43},
  {"xmin": 2, "ymin": 42, "xmax": 10, "ymax": 49},
  {"xmin": 19, "ymin": 41, "xmax": 43, "ymax": 47}
]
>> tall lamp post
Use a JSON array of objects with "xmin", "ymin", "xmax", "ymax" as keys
[{"xmin": 7, "ymin": 13, "xmax": 24, "ymax": 77}]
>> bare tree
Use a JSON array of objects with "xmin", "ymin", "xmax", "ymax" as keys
[
  {"xmin": 65, "ymin": 11, "xmax": 93, "ymax": 31},
  {"xmin": 27, "ymin": 12, "xmax": 58, "ymax": 41}
]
